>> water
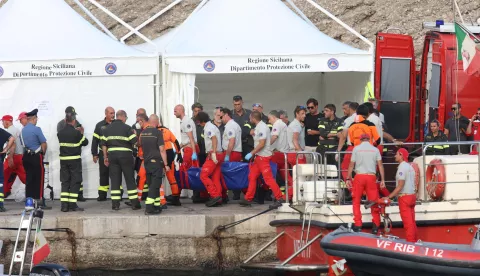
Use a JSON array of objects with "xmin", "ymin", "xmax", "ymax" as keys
[{"xmin": 76, "ymin": 269, "xmax": 278, "ymax": 276}]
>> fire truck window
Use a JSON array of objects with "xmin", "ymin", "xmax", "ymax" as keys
[
  {"xmin": 428, "ymin": 64, "xmax": 441, "ymax": 108},
  {"xmin": 380, "ymin": 58, "xmax": 410, "ymax": 102}
]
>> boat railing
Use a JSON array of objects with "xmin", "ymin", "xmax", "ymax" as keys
[
  {"xmin": 291, "ymin": 141, "xmax": 480, "ymax": 206},
  {"xmin": 421, "ymin": 141, "xmax": 480, "ymax": 201}
]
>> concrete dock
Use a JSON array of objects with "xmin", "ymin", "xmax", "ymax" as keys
[{"xmin": 0, "ymin": 199, "xmax": 278, "ymax": 271}]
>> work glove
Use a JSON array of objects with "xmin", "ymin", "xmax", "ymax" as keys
[
  {"xmin": 224, "ymin": 155, "xmax": 230, "ymax": 162},
  {"xmin": 245, "ymin": 153, "xmax": 253, "ymax": 161},
  {"xmin": 192, "ymin": 152, "xmax": 198, "ymax": 161},
  {"xmin": 212, "ymin": 153, "xmax": 218, "ymax": 164},
  {"xmin": 176, "ymin": 153, "xmax": 183, "ymax": 164}
]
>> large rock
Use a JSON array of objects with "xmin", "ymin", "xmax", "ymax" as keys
[{"xmin": 62, "ymin": 0, "xmax": 480, "ymax": 62}]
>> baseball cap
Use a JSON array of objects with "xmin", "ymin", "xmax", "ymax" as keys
[
  {"xmin": 397, "ymin": 148, "xmax": 409, "ymax": 160},
  {"xmin": 17, "ymin": 112, "xmax": 28, "ymax": 120},
  {"xmin": 1, "ymin": 115, "xmax": 13, "ymax": 121},
  {"xmin": 65, "ymin": 106, "xmax": 77, "ymax": 115},
  {"xmin": 360, "ymin": 133, "xmax": 370, "ymax": 140}
]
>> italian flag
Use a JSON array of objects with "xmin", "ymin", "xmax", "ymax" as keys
[
  {"xmin": 32, "ymin": 228, "xmax": 50, "ymax": 265},
  {"xmin": 455, "ymin": 23, "xmax": 480, "ymax": 75}
]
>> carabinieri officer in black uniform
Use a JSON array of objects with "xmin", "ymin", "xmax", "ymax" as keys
[
  {"xmin": 101, "ymin": 110, "xmax": 139, "ymax": 211},
  {"xmin": 20, "ymin": 109, "xmax": 51, "ymax": 209},
  {"xmin": 139, "ymin": 114, "xmax": 169, "ymax": 215},
  {"xmin": 57, "ymin": 113, "xmax": 89, "ymax": 212}
]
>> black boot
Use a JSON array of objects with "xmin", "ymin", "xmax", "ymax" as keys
[
  {"xmin": 372, "ymin": 224, "xmax": 379, "ymax": 235},
  {"xmin": 239, "ymin": 198, "xmax": 252, "ymax": 207},
  {"xmin": 77, "ymin": 192, "xmax": 87, "ymax": 202},
  {"xmin": 232, "ymin": 190, "xmax": 241, "ymax": 200},
  {"xmin": 130, "ymin": 199, "xmax": 142, "ymax": 210},
  {"xmin": 167, "ymin": 196, "xmax": 181, "ymax": 206},
  {"xmin": 269, "ymin": 198, "xmax": 285, "ymax": 209},
  {"xmin": 112, "ymin": 201, "xmax": 120, "ymax": 211},
  {"xmin": 254, "ymin": 186, "xmax": 265, "ymax": 205},
  {"xmin": 145, "ymin": 204, "xmax": 161, "ymax": 215},
  {"xmin": 39, "ymin": 198, "xmax": 52, "ymax": 210},
  {"xmin": 352, "ymin": 226, "xmax": 362, "ymax": 232},
  {"xmin": 97, "ymin": 192, "xmax": 107, "ymax": 202},
  {"xmin": 61, "ymin": 202, "xmax": 69, "ymax": 212},
  {"xmin": 69, "ymin": 202, "xmax": 84, "ymax": 212},
  {"xmin": 205, "ymin": 197, "xmax": 222, "ymax": 207}
]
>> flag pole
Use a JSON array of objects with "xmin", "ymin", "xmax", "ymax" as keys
[{"xmin": 453, "ymin": 0, "xmax": 465, "ymax": 24}]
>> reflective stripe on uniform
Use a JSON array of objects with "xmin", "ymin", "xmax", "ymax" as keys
[
  {"xmin": 60, "ymin": 155, "xmax": 81, "ymax": 160},
  {"xmin": 111, "ymin": 190, "xmax": 121, "ymax": 200},
  {"xmin": 318, "ymin": 124, "xmax": 326, "ymax": 129},
  {"xmin": 128, "ymin": 189, "xmax": 137, "ymax": 200},
  {"xmin": 61, "ymin": 192, "xmax": 69, "ymax": 202},
  {"xmin": 145, "ymin": 197, "xmax": 155, "ymax": 204},
  {"xmin": 60, "ymin": 136, "xmax": 86, "ymax": 147},
  {"xmin": 93, "ymin": 133, "xmax": 100, "ymax": 139},
  {"xmin": 98, "ymin": 185, "xmax": 109, "ymax": 192},
  {"xmin": 107, "ymin": 147, "xmax": 132, "ymax": 152},
  {"xmin": 244, "ymin": 123, "xmax": 252, "ymax": 129},
  {"xmin": 105, "ymin": 135, "xmax": 134, "ymax": 141},
  {"xmin": 154, "ymin": 197, "xmax": 160, "ymax": 207}
]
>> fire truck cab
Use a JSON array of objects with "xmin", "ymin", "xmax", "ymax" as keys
[{"xmin": 375, "ymin": 21, "xmax": 480, "ymax": 142}]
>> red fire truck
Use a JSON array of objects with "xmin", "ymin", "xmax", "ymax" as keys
[{"xmin": 375, "ymin": 21, "xmax": 480, "ymax": 142}]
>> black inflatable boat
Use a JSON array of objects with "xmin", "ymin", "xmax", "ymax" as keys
[{"xmin": 321, "ymin": 226, "xmax": 480, "ymax": 276}]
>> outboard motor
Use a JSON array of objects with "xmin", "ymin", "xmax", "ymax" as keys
[
  {"xmin": 471, "ymin": 224, "xmax": 480, "ymax": 250},
  {"xmin": 30, "ymin": 263, "xmax": 70, "ymax": 276}
]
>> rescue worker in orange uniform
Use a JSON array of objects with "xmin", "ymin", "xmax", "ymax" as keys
[
  {"xmin": 382, "ymin": 148, "xmax": 418, "ymax": 242},
  {"xmin": 239, "ymin": 111, "xmax": 285, "ymax": 209},
  {"xmin": 157, "ymin": 118, "xmax": 181, "ymax": 207},
  {"xmin": 198, "ymin": 112, "xmax": 225, "ymax": 207},
  {"xmin": 346, "ymin": 133, "xmax": 386, "ymax": 234}
]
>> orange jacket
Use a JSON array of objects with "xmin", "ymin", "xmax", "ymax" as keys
[
  {"xmin": 158, "ymin": 126, "xmax": 180, "ymax": 152},
  {"xmin": 348, "ymin": 115, "xmax": 380, "ymax": 146}
]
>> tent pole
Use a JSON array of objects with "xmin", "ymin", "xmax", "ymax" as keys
[
  {"xmin": 72, "ymin": 0, "xmax": 118, "ymax": 41},
  {"xmin": 304, "ymin": 0, "xmax": 373, "ymax": 49},
  {"xmin": 285, "ymin": 0, "xmax": 316, "ymax": 29},
  {"xmin": 86, "ymin": 0, "xmax": 155, "ymax": 47},
  {"xmin": 121, "ymin": 0, "xmax": 184, "ymax": 43}
]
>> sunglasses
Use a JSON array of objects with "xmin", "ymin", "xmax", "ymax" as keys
[
  {"xmin": 299, "ymin": 105, "xmax": 306, "ymax": 109},
  {"xmin": 216, "ymin": 106, "xmax": 223, "ymax": 109},
  {"xmin": 307, "ymin": 106, "xmax": 315, "ymax": 110},
  {"xmin": 252, "ymin": 104, "xmax": 262, "ymax": 108},
  {"xmin": 451, "ymin": 107, "xmax": 457, "ymax": 110}
]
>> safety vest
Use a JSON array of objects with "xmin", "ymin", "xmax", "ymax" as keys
[{"xmin": 364, "ymin": 81, "xmax": 374, "ymax": 103}]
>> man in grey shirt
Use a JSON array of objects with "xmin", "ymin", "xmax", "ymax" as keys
[
  {"xmin": 57, "ymin": 106, "xmax": 82, "ymax": 133},
  {"xmin": 346, "ymin": 133, "xmax": 385, "ymax": 234}
]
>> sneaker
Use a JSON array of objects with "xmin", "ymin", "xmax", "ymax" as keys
[
  {"xmin": 205, "ymin": 197, "xmax": 222, "ymax": 207},
  {"xmin": 239, "ymin": 199, "xmax": 252, "ymax": 207},
  {"xmin": 269, "ymin": 198, "xmax": 285, "ymax": 209},
  {"xmin": 352, "ymin": 226, "xmax": 362, "ymax": 232}
]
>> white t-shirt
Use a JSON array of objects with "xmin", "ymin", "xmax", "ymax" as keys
[
  {"xmin": 271, "ymin": 119, "xmax": 288, "ymax": 152},
  {"xmin": 379, "ymin": 112, "xmax": 385, "ymax": 124},
  {"xmin": 7, "ymin": 125, "xmax": 23, "ymax": 154},
  {"xmin": 203, "ymin": 121, "xmax": 222, "ymax": 153},
  {"xmin": 287, "ymin": 119, "xmax": 305, "ymax": 151},
  {"xmin": 342, "ymin": 113, "xmax": 356, "ymax": 145},
  {"xmin": 254, "ymin": 121, "xmax": 272, "ymax": 157},
  {"xmin": 223, "ymin": 119, "xmax": 242, "ymax": 152},
  {"xmin": 368, "ymin": 113, "xmax": 383, "ymax": 144},
  {"xmin": 396, "ymin": 161, "xmax": 416, "ymax": 194},
  {"xmin": 180, "ymin": 117, "xmax": 197, "ymax": 145}
]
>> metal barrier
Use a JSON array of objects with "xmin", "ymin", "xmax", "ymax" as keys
[{"xmin": 290, "ymin": 141, "xmax": 480, "ymax": 206}]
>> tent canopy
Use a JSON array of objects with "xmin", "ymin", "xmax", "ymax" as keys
[{"xmin": 0, "ymin": 0, "xmax": 152, "ymax": 61}]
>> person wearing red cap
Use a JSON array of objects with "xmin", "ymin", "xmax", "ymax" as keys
[
  {"xmin": 2, "ymin": 115, "xmax": 27, "ymax": 197},
  {"xmin": 17, "ymin": 112, "xmax": 28, "ymax": 127},
  {"xmin": 346, "ymin": 133, "xmax": 385, "ymax": 233},
  {"xmin": 382, "ymin": 148, "xmax": 417, "ymax": 242}
]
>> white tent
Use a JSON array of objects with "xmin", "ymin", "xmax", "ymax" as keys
[
  {"xmin": 0, "ymin": 0, "xmax": 158, "ymax": 199},
  {"xmin": 134, "ymin": 0, "xmax": 373, "ymax": 139}
]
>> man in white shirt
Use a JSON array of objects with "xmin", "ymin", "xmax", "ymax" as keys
[
  {"xmin": 2, "ymin": 115, "xmax": 27, "ymax": 198},
  {"xmin": 197, "ymin": 112, "xmax": 225, "ymax": 207},
  {"xmin": 364, "ymin": 102, "xmax": 384, "ymax": 153},
  {"xmin": 221, "ymin": 108, "xmax": 243, "ymax": 163},
  {"xmin": 174, "ymin": 105, "xmax": 198, "ymax": 169},
  {"xmin": 368, "ymin": 98, "xmax": 385, "ymax": 123},
  {"xmin": 340, "ymin": 102, "xmax": 358, "ymax": 180},
  {"xmin": 240, "ymin": 111, "xmax": 284, "ymax": 208},
  {"xmin": 268, "ymin": 110, "xmax": 291, "ymax": 198},
  {"xmin": 285, "ymin": 106, "xmax": 307, "ymax": 176}
]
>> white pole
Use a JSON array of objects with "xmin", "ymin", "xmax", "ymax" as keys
[
  {"xmin": 305, "ymin": 0, "xmax": 373, "ymax": 49},
  {"xmin": 86, "ymin": 0, "xmax": 155, "ymax": 47},
  {"xmin": 72, "ymin": 0, "xmax": 118, "ymax": 41},
  {"xmin": 285, "ymin": 0, "xmax": 316, "ymax": 29},
  {"xmin": 121, "ymin": 0, "xmax": 184, "ymax": 42},
  {"xmin": 453, "ymin": 0, "xmax": 465, "ymax": 24}
]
